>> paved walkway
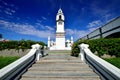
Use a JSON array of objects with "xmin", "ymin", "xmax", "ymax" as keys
[{"xmin": 20, "ymin": 52, "xmax": 101, "ymax": 80}]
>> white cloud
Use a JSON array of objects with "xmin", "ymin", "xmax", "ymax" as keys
[
  {"xmin": 66, "ymin": 29, "xmax": 74, "ymax": 35},
  {"xmin": 4, "ymin": 10, "xmax": 12, "ymax": 15},
  {"xmin": 0, "ymin": 20, "xmax": 55, "ymax": 38},
  {"xmin": 4, "ymin": 8, "xmax": 16, "ymax": 15},
  {"xmin": 88, "ymin": 27, "xmax": 98, "ymax": 32},
  {"xmin": 66, "ymin": 29, "xmax": 89, "ymax": 40},
  {"xmin": 36, "ymin": 19, "xmax": 42, "ymax": 23},
  {"xmin": 42, "ymin": 16, "xmax": 47, "ymax": 20},
  {"xmin": 0, "ymin": 1, "xmax": 17, "ymax": 16},
  {"xmin": 88, "ymin": 0, "xmax": 118, "ymax": 24},
  {"xmin": 90, "ymin": 1, "xmax": 110, "ymax": 16},
  {"xmin": 1, "ymin": 0, "xmax": 16, "ymax": 8},
  {"xmin": 87, "ymin": 20, "xmax": 102, "ymax": 28},
  {"xmin": 65, "ymin": 20, "xmax": 103, "ymax": 40},
  {"xmin": 11, "ymin": 9, "xmax": 16, "ymax": 13},
  {"xmin": 45, "ymin": 26, "xmax": 54, "ymax": 31},
  {"xmin": 2, "ymin": 1, "xmax": 8, "ymax": 6},
  {"xmin": 35, "ymin": 21, "xmax": 55, "ymax": 31},
  {"xmin": 87, "ymin": 20, "xmax": 102, "ymax": 31}
]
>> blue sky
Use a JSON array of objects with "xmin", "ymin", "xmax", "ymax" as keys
[{"xmin": 0, "ymin": 0, "xmax": 120, "ymax": 43}]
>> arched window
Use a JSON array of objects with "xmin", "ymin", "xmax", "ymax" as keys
[{"xmin": 59, "ymin": 15, "xmax": 62, "ymax": 20}]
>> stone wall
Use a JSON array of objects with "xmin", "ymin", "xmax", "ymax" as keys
[{"xmin": 0, "ymin": 49, "xmax": 30, "ymax": 57}]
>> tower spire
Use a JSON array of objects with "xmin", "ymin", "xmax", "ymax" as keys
[{"xmin": 58, "ymin": 8, "xmax": 63, "ymax": 14}]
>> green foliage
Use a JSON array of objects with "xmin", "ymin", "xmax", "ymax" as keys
[
  {"xmin": 103, "ymin": 58, "xmax": 120, "ymax": 69},
  {"xmin": 71, "ymin": 41, "xmax": 80, "ymax": 57},
  {"xmin": 0, "ymin": 40, "xmax": 46, "ymax": 51},
  {"xmin": 71, "ymin": 38, "xmax": 120, "ymax": 57},
  {"xmin": 0, "ymin": 56, "xmax": 19, "ymax": 69}
]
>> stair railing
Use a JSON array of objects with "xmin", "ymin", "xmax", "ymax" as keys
[
  {"xmin": 78, "ymin": 43, "xmax": 120, "ymax": 80},
  {"xmin": 0, "ymin": 44, "xmax": 42, "ymax": 80}
]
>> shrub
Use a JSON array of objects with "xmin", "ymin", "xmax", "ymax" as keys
[
  {"xmin": 0, "ymin": 40, "xmax": 46, "ymax": 51},
  {"xmin": 71, "ymin": 42, "xmax": 80, "ymax": 57},
  {"xmin": 71, "ymin": 38, "xmax": 120, "ymax": 57}
]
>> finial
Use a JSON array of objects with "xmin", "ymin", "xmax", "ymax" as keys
[
  {"xmin": 58, "ymin": 8, "xmax": 62, "ymax": 14},
  {"xmin": 71, "ymin": 36, "xmax": 73, "ymax": 40}
]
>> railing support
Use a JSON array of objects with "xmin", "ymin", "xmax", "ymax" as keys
[
  {"xmin": 32, "ymin": 44, "xmax": 42, "ymax": 61},
  {"xmin": 78, "ymin": 43, "xmax": 89, "ymax": 61}
]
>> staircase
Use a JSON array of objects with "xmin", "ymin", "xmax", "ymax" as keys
[{"xmin": 20, "ymin": 51, "xmax": 101, "ymax": 80}]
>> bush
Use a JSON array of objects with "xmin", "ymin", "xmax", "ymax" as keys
[
  {"xmin": 71, "ymin": 38, "xmax": 120, "ymax": 57},
  {"xmin": 71, "ymin": 42, "xmax": 80, "ymax": 57},
  {"xmin": 0, "ymin": 40, "xmax": 46, "ymax": 51}
]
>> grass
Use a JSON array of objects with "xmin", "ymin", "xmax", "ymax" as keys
[
  {"xmin": 0, "ymin": 56, "xmax": 20, "ymax": 69},
  {"xmin": 103, "ymin": 58, "xmax": 120, "ymax": 69}
]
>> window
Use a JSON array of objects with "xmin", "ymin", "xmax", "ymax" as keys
[
  {"xmin": 59, "ymin": 15, "xmax": 62, "ymax": 20},
  {"xmin": 58, "ymin": 21, "xmax": 62, "ymax": 25}
]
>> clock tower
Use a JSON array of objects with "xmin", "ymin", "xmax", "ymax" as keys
[
  {"xmin": 56, "ymin": 8, "xmax": 65, "ymax": 49},
  {"xmin": 48, "ymin": 8, "xmax": 73, "ymax": 50}
]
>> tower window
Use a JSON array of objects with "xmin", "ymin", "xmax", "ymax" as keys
[{"xmin": 59, "ymin": 15, "xmax": 62, "ymax": 20}]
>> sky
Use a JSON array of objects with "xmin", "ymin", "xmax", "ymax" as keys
[{"xmin": 0, "ymin": 0, "xmax": 120, "ymax": 43}]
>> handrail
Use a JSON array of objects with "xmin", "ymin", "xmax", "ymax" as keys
[
  {"xmin": 79, "ymin": 43, "xmax": 120, "ymax": 80},
  {"xmin": 0, "ymin": 44, "xmax": 42, "ymax": 80}
]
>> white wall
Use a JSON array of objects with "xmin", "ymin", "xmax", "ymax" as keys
[{"xmin": 56, "ymin": 37, "xmax": 65, "ymax": 50}]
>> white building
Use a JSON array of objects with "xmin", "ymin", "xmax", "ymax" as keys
[{"xmin": 48, "ymin": 8, "xmax": 73, "ymax": 50}]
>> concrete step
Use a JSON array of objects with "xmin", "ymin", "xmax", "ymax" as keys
[
  {"xmin": 29, "ymin": 63, "xmax": 91, "ymax": 69},
  {"xmin": 22, "ymin": 72, "xmax": 99, "ymax": 78},
  {"xmin": 41, "ymin": 56, "xmax": 82, "ymax": 60},
  {"xmin": 37, "ymin": 60, "xmax": 83, "ymax": 63},
  {"xmin": 30, "ymin": 65, "xmax": 90, "ymax": 69},
  {"xmin": 28, "ymin": 67, "xmax": 92, "ymax": 71},
  {"xmin": 28, "ymin": 68, "xmax": 93, "ymax": 71},
  {"xmin": 21, "ymin": 77, "xmax": 100, "ymax": 80},
  {"xmin": 20, "ymin": 52, "xmax": 101, "ymax": 80},
  {"xmin": 25, "ymin": 70, "xmax": 94, "ymax": 73},
  {"xmin": 47, "ymin": 50, "xmax": 71, "ymax": 54},
  {"xmin": 33, "ymin": 62, "xmax": 88, "ymax": 67},
  {"xmin": 21, "ymin": 69, "xmax": 99, "ymax": 79}
]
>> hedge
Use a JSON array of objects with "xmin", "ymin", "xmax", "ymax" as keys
[
  {"xmin": 0, "ymin": 40, "xmax": 46, "ymax": 51},
  {"xmin": 71, "ymin": 38, "xmax": 120, "ymax": 57}
]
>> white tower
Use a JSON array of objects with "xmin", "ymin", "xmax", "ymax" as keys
[
  {"xmin": 48, "ymin": 36, "xmax": 50, "ymax": 48},
  {"xmin": 71, "ymin": 36, "xmax": 73, "ymax": 44},
  {"xmin": 56, "ymin": 8, "xmax": 65, "ymax": 50}
]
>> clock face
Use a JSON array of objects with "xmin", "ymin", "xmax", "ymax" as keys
[{"xmin": 58, "ymin": 21, "xmax": 62, "ymax": 25}]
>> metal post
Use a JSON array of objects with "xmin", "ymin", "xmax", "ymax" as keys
[{"xmin": 99, "ymin": 28, "xmax": 102, "ymax": 38}]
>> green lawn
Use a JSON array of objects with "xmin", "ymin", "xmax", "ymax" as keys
[
  {"xmin": 103, "ymin": 58, "xmax": 120, "ymax": 69},
  {"xmin": 0, "ymin": 56, "xmax": 20, "ymax": 69}
]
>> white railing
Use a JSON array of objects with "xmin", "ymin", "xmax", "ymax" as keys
[
  {"xmin": 0, "ymin": 44, "xmax": 42, "ymax": 80},
  {"xmin": 79, "ymin": 43, "xmax": 120, "ymax": 80}
]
